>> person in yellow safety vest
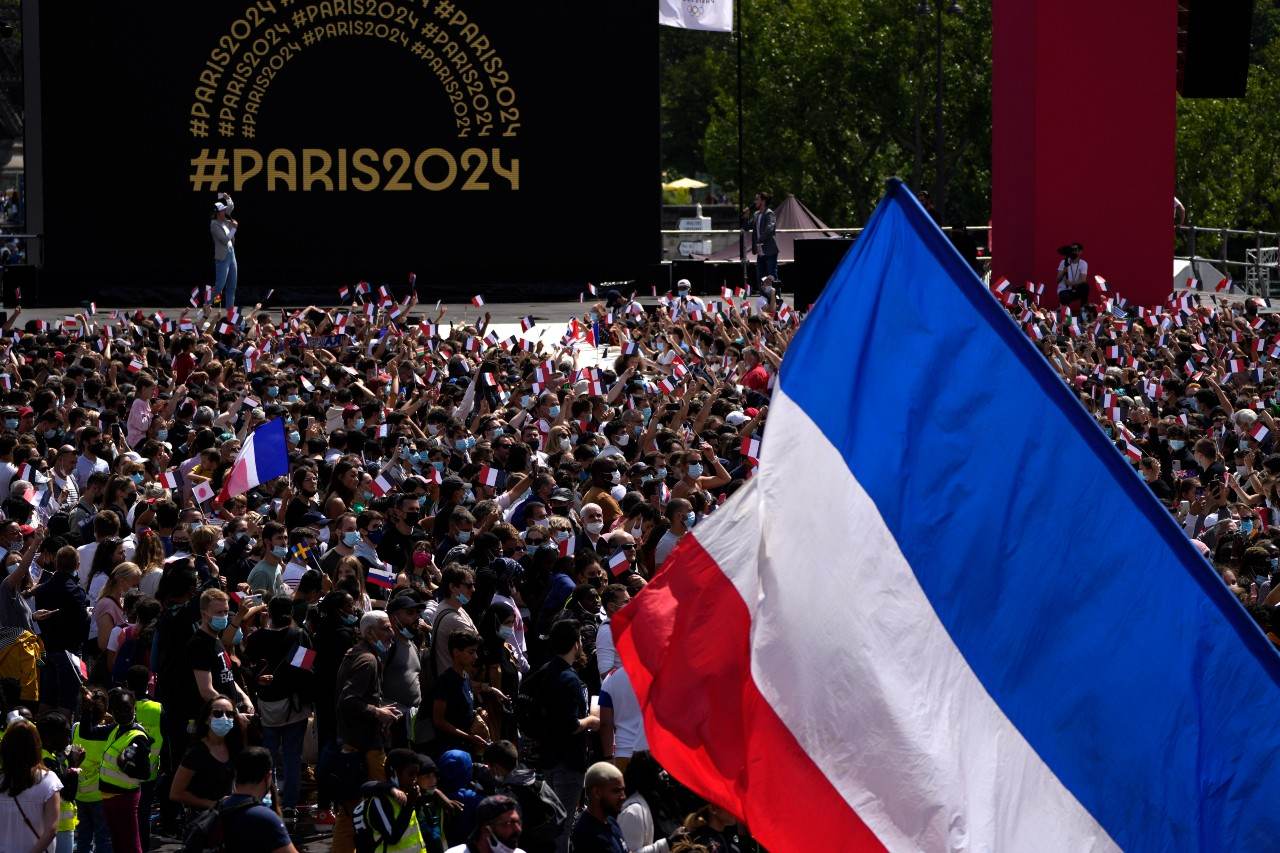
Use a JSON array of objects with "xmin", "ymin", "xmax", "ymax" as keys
[
  {"xmin": 98, "ymin": 687, "xmax": 153, "ymax": 853},
  {"xmin": 124, "ymin": 664, "xmax": 163, "ymax": 852},
  {"xmin": 37, "ymin": 710, "xmax": 80, "ymax": 853},
  {"xmin": 353, "ymin": 748, "xmax": 431, "ymax": 853},
  {"xmin": 73, "ymin": 686, "xmax": 115, "ymax": 853}
]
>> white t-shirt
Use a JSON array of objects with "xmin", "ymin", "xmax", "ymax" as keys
[
  {"xmin": 596, "ymin": 619, "xmax": 620, "ymax": 678},
  {"xmin": 654, "ymin": 530, "xmax": 681, "ymax": 568},
  {"xmin": 600, "ymin": 666, "xmax": 647, "ymax": 758},
  {"xmin": 1056, "ymin": 257, "xmax": 1088, "ymax": 292},
  {"xmin": 0, "ymin": 767, "xmax": 61, "ymax": 853},
  {"xmin": 282, "ymin": 562, "xmax": 309, "ymax": 592},
  {"xmin": 76, "ymin": 541, "xmax": 99, "ymax": 588}
]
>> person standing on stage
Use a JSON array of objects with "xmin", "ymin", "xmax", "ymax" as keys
[
  {"xmin": 747, "ymin": 190, "xmax": 779, "ymax": 285},
  {"xmin": 211, "ymin": 192, "xmax": 238, "ymax": 307}
]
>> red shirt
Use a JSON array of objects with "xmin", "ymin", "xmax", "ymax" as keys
[{"xmin": 742, "ymin": 363, "xmax": 770, "ymax": 393}]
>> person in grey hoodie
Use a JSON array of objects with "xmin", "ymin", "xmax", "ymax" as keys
[{"xmin": 210, "ymin": 192, "xmax": 238, "ymax": 307}]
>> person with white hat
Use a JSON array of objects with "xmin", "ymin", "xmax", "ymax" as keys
[{"xmin": 210, "ymin": 192, "xmax": 239, "ymax": 307}]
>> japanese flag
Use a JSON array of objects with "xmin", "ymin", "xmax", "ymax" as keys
[{"xmin": 192, "ymin": 479, "xmax": 216, "ymax": 504}]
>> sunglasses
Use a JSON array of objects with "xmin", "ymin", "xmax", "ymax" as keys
[{"xmin": 210, "ymin": 710, "xmax": 235, "ymax": 719}]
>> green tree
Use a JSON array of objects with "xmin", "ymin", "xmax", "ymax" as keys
[{"xmin": 661, "ymin": 0, "xmax": 991, "ymax": 227}]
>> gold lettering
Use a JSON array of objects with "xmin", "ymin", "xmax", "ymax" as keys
[
  {"xmin": 267, "ymin": 148, "xmax": 298, "ymax": 191},
  {"xmin": 233, "ymin": 149, "xmax": 264, "ymax": 191},
  {"xmin": 351, "ymin": 148, "xmax": 380, "ymax": 191},
  {"xmin": 302, "ymin": 149, "xmax": 334, "ymax": 191},
  {"xmin": 413, "ymin": 148, "xmax": 456, "ymax": 191}
]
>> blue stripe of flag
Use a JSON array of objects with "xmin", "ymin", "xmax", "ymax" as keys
[{"xmin": 778, "ymin": 180, "xmax": 1280, "ymax": 851}]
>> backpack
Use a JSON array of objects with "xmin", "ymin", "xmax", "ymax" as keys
[
  {"xmin": 499, "ymin": 770, "xmax": 567, "ymax": 848},
  {"xmin": 110, "ymin": 624, "xmax": 152, "ymax": 686},
  {"xmin": 514, "ymin": 661, "xmax": 554, "ymax": 746},
  {"xmin": 181, "ymin": 797, "xmax": 256, "ymax": 853},
  {"xmin": 352, "ymin": 790, "xmax": 414, "ymax": 853}
]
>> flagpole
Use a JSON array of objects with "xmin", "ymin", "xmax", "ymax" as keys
[{"xmin": 736, "ymin": 0, "xmax": 747, "ymax": 289}]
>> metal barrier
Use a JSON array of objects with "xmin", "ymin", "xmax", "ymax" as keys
[{"xmin": 1176, "ymin": 225, "xmax": 1280, "ymax": 298}]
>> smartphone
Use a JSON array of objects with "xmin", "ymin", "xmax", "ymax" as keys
[
  {"xmin": 242, "ymin": 593, "xmax": 263, "ymax": 608},
  {"xmin": 1180, "ymin": 500, "xmax": 1191, "ymax": 515},
  {"xmin": 1172, "ymin": 460, "xmax": 1181, "ymax": 474}
]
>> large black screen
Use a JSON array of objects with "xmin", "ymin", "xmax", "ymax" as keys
[{"xmin": 37, "ymin": 0, "xmax": 657, "ymax": 303}]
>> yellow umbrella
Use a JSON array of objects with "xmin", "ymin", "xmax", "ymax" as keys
[{"xmin": 662, "ymin": 177, "xmax": 709, "ymax": 190}]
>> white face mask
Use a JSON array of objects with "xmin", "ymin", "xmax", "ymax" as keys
[
  {"xmin": 585, "ymin": 521, "xmax": 604, "ymax": 535},
  {"xmin": 616, "ymin": 433, "xmax": 630, "ymax": 447}
]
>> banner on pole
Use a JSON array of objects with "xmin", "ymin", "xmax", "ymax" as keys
[{"xmin": 659, "ymin": 0, "xmax": 733, "ymax": 32}]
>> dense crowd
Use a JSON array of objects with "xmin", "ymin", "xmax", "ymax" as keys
[
  {"xmin": 1007, "ymin": 280, "xmax": 1280, "ymax": 613},
  {"xmin": 0, "ymin": 279, "xmax": 789, "ymax": 853}
]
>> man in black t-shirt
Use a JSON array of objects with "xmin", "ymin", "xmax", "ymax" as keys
[
  {"xmin": 431, "ymin": 629, "xmax": 487, "ymax": 758},
  {"xmin": 378, "ymin": 492, "xmax": 428, "ymax": 573},
  {"xmin": 181, "ymin": 588, "xmax": 254, "ymax": 726}
]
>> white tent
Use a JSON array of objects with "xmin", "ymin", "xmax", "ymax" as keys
[{"xmin": 1172, "ymin": 258, "xmax": 1227, "ymax": 291}]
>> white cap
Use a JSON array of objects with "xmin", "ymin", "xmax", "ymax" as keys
[
  {"xmin": 725, "ymin": 411, "xmax": 749, "ymax": 426},
  {"xmin": 677, "ymin": 279, "xmax": 691, "ymax": 290},
  {"xmin": 214, "ymin": 201, "xmax": 229, "ymax": 213}
]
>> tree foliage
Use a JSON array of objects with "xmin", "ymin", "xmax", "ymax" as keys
[{"xmin": 661, "ymin": 0, "xmax": 1280, "ymax": 233}]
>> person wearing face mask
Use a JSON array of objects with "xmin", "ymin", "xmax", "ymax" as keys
[
  {"xmin": 381, "ymin": 492, "xmax": 430, "ymax": 573},
  {"xmin": 437, "ymin": 506, "xmax": 478, "ymax": 566},
  {"xmin": 481, "ymin": 741, "xmax": 566, "ymax": 853},
  {"xmin": 446, "ymin": 793, "xmax": 529, "ymax": 853},
  {"xmin": 597, "ymin": 421, "xmax": 633, "ymax": 462},
  {"xmin": 48, "ymin": 444, "xmax": 80, "ymax": 508},
  {"xmin": 384, "ymin": 595, "xmax": 428, "ymax": 750},
  {"xmin": 334, "ymin": 611, "xmax": 402, "ymax": 853},
  {"xmin": 216, "ymin": 747, "xmax": 300, "ymax": 853},
  {"xmin": 75, "ymin": 427, "xmax": 112, "ymax": 491},
  {"xmin": 322, "ymin": 512, "xmax": 362, "ymax": 575},
  {"xmin": 582, "ymin": 458, "xmax": 623, "ymax": 531},
  {"xmin": 654, "ymin": 499, "xmax": 694, "ymax": 569},
  {"xmin": 169, "ymin": 695, "xmax": 245, "ymax": 812},
  {"xmin": 179, "ymin": 588, "xmax": 255, "ymax": 744},
  {"xmin": 579, "ymin": 503, "xmax": 606, "ymax": 552},
  {"xmin": 312, "ymin": 591, "xmax": 360, "ymax": 826},
  {"xmin": 432, "ymin": 564, "xmax": 479, "ymax": 676},
  {"xmin": 593, "ymin": 582, "xmax": 632, "ymax": 681},
  {"xmin": 247, "ymin": 521, "xmax": 291, "ymax": 599}
]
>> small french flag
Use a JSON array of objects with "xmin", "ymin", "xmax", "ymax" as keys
[
  {"xmin": 128, "ymin": 357, "xmax": 146, "ymax": 373},
  {"xmin": 478, "ymin": 466, "xmax": 505, "ymax": 489},
  {"xmin": 741, "ymin": 433, "xmax": 762, "ymax": 466},
  {"xmin": 558, "ymin": 534, "xmax": 576, "ymax": 557},
  {"xmin": 159, "ymin": 470, "xmax": 181, "ymax": 489},
  {"xmin": 1250, "ymin": 421, "xmax": 1270, "ymax": 443},
  {"xmin": 192, "ymin": 479, "xmax": 216, "ymax": 504},
  {"xmin": 607, "ymin": 549, "xmax": 631, "ymax": 577},
  {"xmin": 366, "ymin": 566, "xmax": 396, "ymax": 590},
  {"xmin": 521, "ymin": 316, "xmax": 535, "ymax": 332},
  {"xmin": 472, "ymin": 294, "xmax": 485, "ymax": 307},
  {"xmin": 371, "ymin": 473, "xmax": 395, "ymax": 497},
  {"xmin": 587, "ymin": 283, "xmax": 598, "ymax": 296},
  {"xmin": 289, "ymin": 645, "xmax": 316, "ymax": 671},
  {"xmin": 15, "ymin": 462, "xmax": 33, "ymax": 483},
  {"xmin": 67, "ymin": 651, "xmax": 89, "ymax": 683}
]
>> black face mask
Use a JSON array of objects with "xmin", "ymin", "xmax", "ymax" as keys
[{"xmin": 403, "ymin": 511, "xmax": 421, "ymax": 525}]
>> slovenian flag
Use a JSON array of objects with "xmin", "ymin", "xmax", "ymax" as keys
[
  {"xmin": 217, "ymin": 418, "xmax": 290, "ymax": 503},
  {"xmin": 289, "ymin": 645, "xmax": 316, "ymax": 671},
  {"xmin": 366, "ymin": 565, "xmax": 396, "ymax": 590},
  {"xmin": 613, "ymin": 180, "xmax": 1280, "ymax": 851}
]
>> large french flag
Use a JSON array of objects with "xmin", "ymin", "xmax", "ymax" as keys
[
  {"xmin": 218, "ymin": 417, "xmax": 290, "ymax": 502},
  {"xmin": 613, "ymin": 180, "xmax": 1280, "ymax": 852}
]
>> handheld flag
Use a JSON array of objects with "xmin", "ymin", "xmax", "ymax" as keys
[
  {"xmin": 613, "ymin": 179, "xmax": 1280, "ymax": 852},
  {"xmin": 366, "ymin": 565, "xmax": 396, "ymax": 590},
  {"xmin": 289, "ymin": 645, "xmax": 316, "ymax": 671},
  {"xmin": 191, "ymin": 479, "xmax": 216, "ymax": 505},
  {"xmin": 607, "ymin": 549, "xmax": 631, "ymax": 577},
  {"xmin": 217, "ymin": 418, "xmax": 290, "ymax": 503}
]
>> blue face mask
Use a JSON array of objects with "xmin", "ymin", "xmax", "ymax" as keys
[
  {"xmin": 457, "ymin": 593, "xmax": 470, "ymax": 605},
  {"xmin": 267, "ymin": 386, "xmax": 279, "ymax": 398},
  {"xmin": 687, "ymin": 463, "xmax": 703, "ymax": 478},
  {"xmin": 1270, "ymin": 558, "xmax": 1278, "ymax": 572},
  {"xmin": 462, "ymin": 489, "xmax": 475, "ymax": 504},
  {"xmin": 521, "ymin": 395, "xmax": 533, "ymax": 409},
  {"xmin": 210, "ymin": 614, "xmax": 229, "ymax": 632},
  {"xmin": 418, "ymin": 495, "xmax": 428, "ymax": 508},
  {"xmin": 210, "ymin": 716, "xmax": 235, "ymax": 737},
  {"xmin": 642, "ymin": 406, "xmax": 652, "ymax": 421},
  {"xmin": 155, "ymin": 429, "xmax": 168, "ymax": 441},
  {"xmin": 372, "ymin": 639, "xmax": 388, "ymax": 654},
  {"xmin": 343, "ymin": 531, "xmax": 362, "ymax": 548},
  {"xmin": 272, "ymin": 545, "xmax": 289, "ymax": 560},
  {"xmin": 549, "ymin": 405, "xmax": 561, "ymax": 418},
  {"xmin": 287, "ymin": 395, "xmax": 300, "ymax": 404},
  {"xmin": 190, "ymin": 522, "xmax": 203, "ymax": 532},
  {"xmin": 1169, "ymin": 439, "xmax": 1185, "ymax": 450},
  {"xmin": 4, "ymin": 419, "xmax": 17, "ymax": 431},
  {"xmin": 1241, "ymin": 520, "xmax": 1255, "ymax": 535},
  {"xmin": 232, "ymin": 628, "xmax": 243, "ymax": 645},
  {"xmin": 490, "ymin": 427, "xmax": 504, "ymax": 438},
  {"xmin": 685, "ymin": 512, "xmax": 696, "ymax": 528},
  {"xmin": 130, "ymin": 473, "xmax": 144, "ymax": 485},
  {"xmin": 655, "ymin": 467, "xmax": 668, "ymax": 480},
  {"xmin": 342, "ymin": 613, "xmax": 359, "ymax": 626},
  {"xmin": 289, "ymin": 431, "xmax": 301, "ymax": 444},
  {"xmin": 432, "ymin": 460, "xmax": 445, "ymax": 472},
  {"xmin": 43, "ymin": 429, "xmax": 58, "ymax": 440},
  {"xmin": 354, "ymin": 418, "xmax": 366, "ymax": 430},
  {"xmin": 457, "ymin": 530, "xmax": 472, "ymax": 543}
]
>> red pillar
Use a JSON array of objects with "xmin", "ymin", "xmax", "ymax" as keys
[{"xmin": 992, "ymin": 0, "xmax": 1176, "ymax": 307}]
